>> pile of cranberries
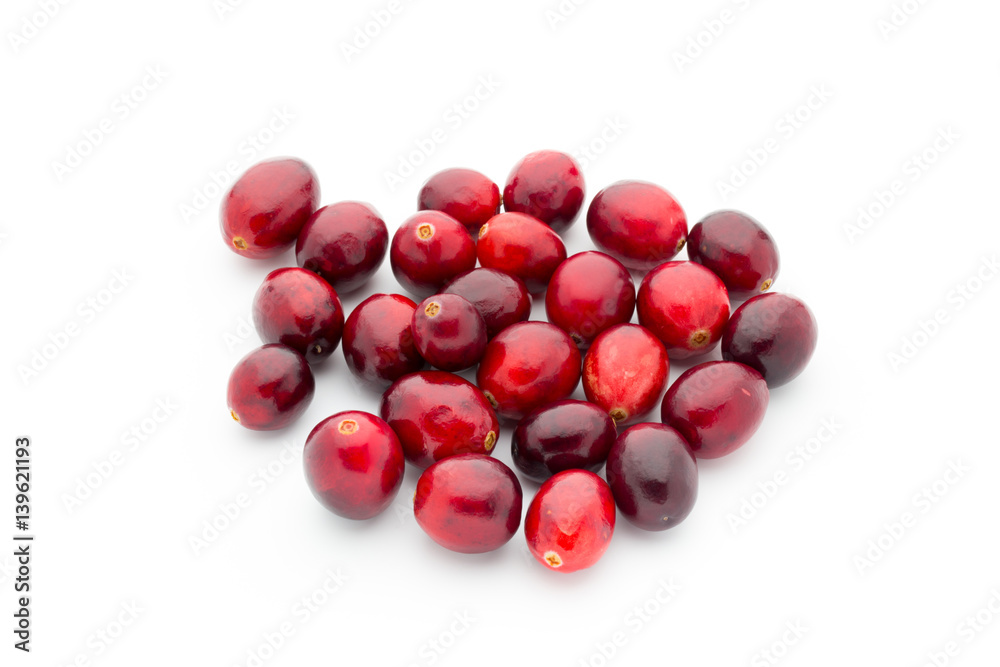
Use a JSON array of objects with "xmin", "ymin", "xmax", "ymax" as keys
[{"xmin": 224, "ymin": 152, "xmax": 818, "ymax": 573}]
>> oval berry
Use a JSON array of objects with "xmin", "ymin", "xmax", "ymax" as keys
[
  {"xmin": 411, "ymin": 294, "xmax": 487, "ymax": 372},
  {"xmin": 390, "ymin": 211, "xmax": 477, "ymax": 298},
  {"xmin": 296, "ymin": 201, "xmax": 388, "ymax": 294},
  {"xmin": 722, "ymin": 293, "xmax": 817, "ymax": 387},
  {"xmin": 583, "ymin": 324, "xmax": 669, "ymax": 426},
  {"xmin": 503, "ymin": 150, "xmax": 585, "ymax": 233},
  {"xmin": 546, "ymin": 251, "xmax": 635, "ymax": 348},
  {"xmin": 476, "ymin": 212, "xmax": 567, "ymax": 293},
  {"xmin": 586, "ymin": 180, "xmax": 687, "ymax": 271},
  {"xmin": 687, "ymin": 210, "xmax": 779, "ymax": 300},
  {"xmin": 418, "ymin": 168, "xmax": 501, "ymax": 234},
  {"xmin": 442, "ymin": 268, "xmax": 531, "ymax": 339},
  {"xmin": 252, "ymin": 267, "xmax": 344, "ymax": 364},
  {"xmin": 342, "ymin": 294, "xmax": 424, "ymax": 388},
  {"xmin": 227, "ymin": 344, "xmax": 315, "ymax": 430},
  {"xmin": 636, "ymin": 261, "xmax": 730, "ymax": 359},
  {"xmin": 511, "ymin": 400, "xmax": 617, "ymax": 482}
]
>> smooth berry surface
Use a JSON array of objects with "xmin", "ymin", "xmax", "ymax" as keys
[
  {"xmin": 390, "ymin": 211, "xmax": 477, "ymax": 298},
  {"xmin": 688, "ymin": 210, "xmax": 780, "ymax": 300},
  {"xmin": 583, "ymin": 324, "xmax": 669, "ymax": 426},
  {"xmin": 586, "ymin": 180, "xmax": 687, "ymax": 271},
  {"xmin": 476, "ymin": 212, "xmax": 567, "ymax": 293},
  {"xmin": 503, "ymin": 150, "xmax": 585, "ymax": 233},
  {"xmin": 722, "ymin": 293, "xmax": 817, "ymax": 387},
  {"xmin": 342, "ymin": 294, "xmax": 424, "ymax": 388},
  {"xmin": 296, "ymin": 201, "xmax": 388, "ymax": 293},
  {"xmin": 545, "ymin": 251, "xmax": 635, "ymax": 348},
  {"xmin": 227, "ymin": 344, "xmax": 315, "ymax": 430},
  {"xmin": 418, "ymin": 168, "xmax": 501, "ymax": 234},
  {"xmin": 442, "ymin": 268, "xmax": 531, "ymax": 339},
  {"xmin": 637, "ymin": 261, "xmax": 730, "ymax": 359},
  {"xmin": 411, "ymin": 294, "xmax": 487, "ymax": 372},
  {"xmin": 252, "ymin": 267, "xmax": 344, "ymax": 364},
  {"xmin": 511, "ymin": 400, "xmax": 616, "ymax": 482}
]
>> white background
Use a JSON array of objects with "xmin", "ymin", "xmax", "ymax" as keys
[{"xmin": 3, "ymin": 0, "xmax": 1000, "ymax": 665}]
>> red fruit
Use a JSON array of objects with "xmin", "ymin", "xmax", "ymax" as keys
[
  {"xmin": 303, "ymin": 411, "xmax": 404, "ymax": 520},
  {"xmin": 221, "ymin": 158, "xmax": 319, "ymax": 259},
  {"xmin": 390, "ymin": 211, "xmax": 477, "ymax": 298},
  {"xmin": 511, "ymin": 400, "xmax": 616, "ymax": 482},
  {"xmin": 227, "ymin": 344, "xmax": 315, "ymax": 430},
  {"xmin": 295, "ymin": 201, "xmax": 388, "ymax": 294},
  {"xmin": 524, "ymin": 470, "xmax": 615, "ymax": 573},
  {"xmin": 546, "ymin": 251, "xmax": 635, "ymax": 348},
  {"xmin": 414, "ymin": 454, "xmax": 522, "ymax": 554},
  {"xmin": 252, "ymin": 267, "xmax": 344, "ymax": 364},
  {"xmin": 636, "ymin": 261, "xmax": 730, "ymax": 359},
  {"xmin": 687, "ymin": 210, "xmax": 780, "ymax": 300},
  {"xmin": 503, "ymin": 150, "xmax": 585, "ymax": 233},
  {"xmin": 476, "ymin": 212, "xmax": 567, "ymax": 293},
  {"xmin": 342, "ymin": 294, "xmax": 424, "ymax": 388},
  {"xmin": 418, "ymin": 168, "xmax": 501, "ymax": 234},
  {"xmin": 411, "ymin": 294, "xmax": 487, "ymax": 372},
  {"xmin": 586, "ymin": 180, "xmax": 687, "ymax": 271},
  {"xmin": 583, "ymin": 324, "xmax": 669, "ymax": 426},
  {"xmin": 442, "ymin": 268, "xmax": 531, "ymax": 339},
  {"xmin": 660, "ymin": 361, "xmax": 768, "ymax": 459},
  {"xmin": 722, "ymin": 293, "xmax": 817, "ymax": 387}
]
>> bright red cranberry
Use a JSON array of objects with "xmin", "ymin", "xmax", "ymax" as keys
[
  {"xmin": 303, "ymin": 411, "xmax": 404, "ymax": 520},
  {"xmin": 605, "ymin": 423, "xmax": 697, "ymax": 531},
  {"xmin": 390, "ymin": 211, "xmax": 477, "ymax": 298},
  {"xmin": 442, "ymin": 268, "xmax": 531, "ymax": 339},
  {"xmin": 511, "ymin": 400, "xmax": 616, "ymax": 482},
  {"xmin": 418, "ymin": 168, "xmax": 501, "ymax": 234},
  {"xmin": 586, "ymin": 180, "xmax": 687, "ymax": 271},
  {"xmin": 660, "ymin": 361, "xmax": 768, "ymax": 459},
  {"xmin": 476, "ymin": 212, "xmax": 567, "ymax": 293},
  {"xmin": 414, "ymin": 454, "xmax": 522, "ymax": 554},
  {"xmin": 227, "ymin": 344, "xmax": 314, "ymax": 430},
  {"xmin": 411, "ymin": 294, "xmax": 487, "ymax": 372},
  {"xmin": 524, "ymin": 470, "xmax": 615, "ymax": 573},
  {"xmin": 295, "ymin": 201, "xmax": 388, "ymax": 294},
  {"xmin": 687, "ymin": 210, "xmax": 780, "ymax": 301},
  {"xmin": 380, "ymin": 371, "xmax": 499, "ymax": 468},
  {"xmin": 252, "ymin": 268, "xmax": 344, "ymax": 365},
  {"xmin": 722, "ymin": 293, "xmax": 817, "ymax": 387},
  {"xmin": 476, "ymin": 322, "xmax": 581, "ymax": 422},
  {"xmin": 342, "ymin": 294, "xmax": 424, "ymax": 388},
  {"xmin": 503, "ymin": 150, "xmax": 585, "ymax": 233},
  {"xmin": 636, "ymin": 261, "xmax": 730, "ymax": 359},
  {"xmin": 221, "ymin": 158, "xmax": 318, "ymax": 259},
  {"xmin": 583, "ymin": 324, "xmax": 669, "ymax": 426},
  {"xmin": 546, "ymin": 251, "xmax": 635, "ymax": 348}
]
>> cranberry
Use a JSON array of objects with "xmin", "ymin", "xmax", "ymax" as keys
[
  {"xmin": 660, "ymin": 361, "xmax": 768, "ymax": 459},
  {"xmin": 221, "ymin": 157, "xmax": 318, "ymax": 259},
  {"xmin": 251, "ymin": 268, "xmax": 344, "ymax": 364},
  {"xmin": 476, "ymin": 322, "xmax": 581, "ymax": 422},
  {"xmin": 380, "ymin": 371, "xmax": 499, "ymax": 469},
  {"xmin": 418, "ymin": 168, "xmax": 501, "ymax": 234},
  {"xmin": 586, "ymin": 180, "xmax": 687, "ymax": 271},
  {"xmin": 295, "ymin": 201, "xmax": 388, "ymax": 294},
  {"xmin": 582, "ymin": 324, "xmax": 669, "ymax": 426},
  {"xmin": 414, "ymin": 454, "xmax": 522, "ymax": 553},
  {"xmin": 303, "ymin": 411, "xmax": 404, "ymax": 520},
  {"xmin": 511, "ymin": 400, "xmax": 616, "ymax": 482},
  {"xmin": 390, "ymin": 211, "xmax": 477, "ymax": 298},
  {"xmin": 636, "ymin": 261, "xmax": 730, "ymax": 359},
  {"xmin": 227, "ymin": 344, "xmax": 315, "ymax": 430},
  {"xmin": 546, "ymin": 251, "xmax": 635, "ymax": 348},
  {"xmin": 476, "ymin": 212, "xmax": 567, "ymax": 293},
  {"xmin": 411, "ymin": 294, "xmax": 487, "ymax": 372},
  {"xmin": 605, "ymin": 423, "xmax": 697, "ymax": 531},
  {"xmin": 342, "ymin": 294, "xmax": 424, "ymax": 388},
  {"xmin": 524, "ymin": 470, "xmax": 615, "ymax": 573},
  {"xmin": 722, "ymin": 293, "xmax": 817, "ymax": 387},
  {"xmin": 503, "ymin": 150, "xmax": 585, "ymax": 233},
  {"xmin": 442, "ymin": 268, "xmax": 531, "ymax": 339},
  {"xmin": 687, "ymin": 210, "xmax": 780, "ymax": 300}
]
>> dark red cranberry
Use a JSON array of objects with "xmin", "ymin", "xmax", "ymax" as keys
[
  {"xmin": 442, "ymin": 268, "xmax": 531, "ymax": 339},
  {"xmin": 295, "ymin": 201, "xmax": 388, "ymax": 294},
  {"xmin": 546, "ymin": 251, "xmax": 635, "ymax": 348},
  {"xmin": 476, "ymin": 322, "xmax": 581, "ymax": 422},
  {"xmin": 583, "ymin": 324, "xmax": 669, "ymax": 426},
  {"xmin": 636, "ymin": 261, "xmax": 730, "ymax": 359},
  {"xmin": 511, "ymin": 400, "xmax": 616, "ymax": 482},
  {"xmin": 303, "ymin": 411, "xmax": 404, "ymax": 520},
  {"xmin": 687, "ymin": 210, "xmax": 780, "ymax": 301},
  {"xmin": 586, "ymin": 180, "xmax": 687, "ymax": 271},
  {"xmin": 418, "ymin": 168, "xmax": 501, "ymax": 234},
  {"xmin": 661, "ymin": 361, "xmax": 768, "ymax": 459},
  {"xmin": 252, "ymin": 267, "xmax": 344, "ymax": 364},
  {"xmin": 414, "ymin": 454, "xmax": 522, "ymax": 554},
  {"xmin": 380, "ymin": 371, "xmax": 499, "ymax": 469},
  {"xmin": 390, "ymin": 211, "xmax": 477, "ymax": 298},
  {"xmin": 524, "ymin": 470, "xmax": 615, "ymax": 573},
  {"xmin": 227, "ymin": 344, "xmax": 314, "ymax": 430},
  {"xmin": 411, "ymin": 294, "xmax": 487, "ymax": 372},
  {"xmin": 605, "ymin": 423, "xmax": 697, "ymax": 531},
  {"xmin": 221, "ymin": 158, "xmax": 319, "ymax": 259},
  {"xmin": 503, "ymin": 150, "xmax": 585, "ymax": 233},
  {"xmin": 476, "ymin": 212, "xmax": 567, "ymax": 293},
  {"xmin": 722, "ymin": 293, "xmax": 817, "ymax": 387},
  {"xmin": 342, "ymin": 294, "xmax": 424, "ymax": 388}
]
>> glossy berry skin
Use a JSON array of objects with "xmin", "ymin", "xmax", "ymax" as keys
[
  {"xmin": 414, "ymin": 454, "xmax": 522, "ymax": 554},
  {"xmin": 380, "ymin": 371, "xmax": 499, "ymax": 469},
  {"xmin": 227, "ymin": 344, "xmax": 314, "ymax": 430},
  {"xmin": 390, "ymin": 211, "xmax": 477, "ymax": 298},
  {"xmin": 418, "ymin": 168, "xmax": 501, "ymax": 234},
  {"xmin": 722, "ymin": 293, "xmax": 817, "ymax": 387},
  {"xmin": 342, "ymin": 294, "xmax": 424, "ymax": 388},
  {"xmin": 296, "ymin": 201, "xmax": 388, "ymax": 294},
  {"xmin": 661, "ymin": 361, "xmax": 768, "ymax": 459},
  {"xmin": 442, "ymin": 268, "xmax": 531, "ymax": 339},
  {"xmin": 503, "ymin": 150, "xmax": 585, "ymax": 233},
  {"xmin": 221, "ymin": 158, "xmax": 319, "ymax": 259},
  {"xmin": 511, "ymin": 400, "xmax": 617, "ymax": 482},
  {"xmin": 252, "ymin": 268, "xmax": 344, "ymax": 364},
  {"xmin": 524, "ymin": 470, "xmax": 615, "ymax": 573},
  {"xmin": 583, "ymin": 324, "xmax": 669, "ymax": 426},
  {"xmin": 586, "ymin": 180, "xmax": 687, "ymax": 271},
  {"xmin": 547, "ymin": 251, "xmax": 635, "ymax": 348},
  {"xmin": 303, "ymin": 411, "xmax": 404, "ymax": 520},
  {"xmin": 637, "ymin": 261, "xmax": 730, "ymax": 360},
  {"xmin": 412, "ymin": 294, "xmax": 487, "ymax": 372},
  {"xmin": 476, "ymin": 322, "xmax": 582, "ymax": 422},
  {"xmin": 605, "ymin": 423, "xmax": 697, "ymax": 531},
  {"xmin": 688, "ymin": 210, "xmax": 780, "ymax": 301},
  {"xmin": 476, "ymin": 212, "xmax": 567, "ymax": 293}
]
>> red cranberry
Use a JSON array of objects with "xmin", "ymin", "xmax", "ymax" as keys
[
  {"xmin": 546, "ymin": 251, "xmax": 635, "ymax": 348},
  {"xmin": 476, "ymin": 212, "xmax": 567, "ymax": 293},
  {"xmin": 303, "ymin": 411, "xmax": 404, "ymax": 520},
  {"xmin": 660, "ymin": 361, "xmax": 768, "ymax": 459},
  {"xmin": 511, "ymin": 400, "xmax": 616, "ymax": 482},
  {"xmin": 221, "ymin": 158, "xmax": 318, "ymax": 259},
  {"xmin": 252, "ymin": 267, "xmax": 344, "ymax": 365},
  {"xmin": 380, "ymin": 371, "xmax": 499, "ymax": 469},
  {"xmin": 503, "ymin": 150, "xmax": 585, "ymax": 233},
  {"xmin": 295, "ymin": 201, "xmax": 388, "ymax": 294},
  {"xmin": 442, "ymin": 268, "xmax": 531, "ymax": 339},
  {"xmin": 687, "ymin": 210, "xmax": 780, "ymax": 300},
  {"xmin": 524, "ymin": 470, "xmax": 615, "ymax": 573},
  {"xmin": 390, "ymin": 211, "xmax": 477, "ymax": 298},
  {"xmin": 476, "ymin": 322, "xmax": 581, "ymax": 422},
  {"xmin": 605, "ymin": 423, "xmax": 697, "ymax": 531},
  {"xmin": 722, "ymin": 293, "xmax": 817, "ymax": 387},
  {"xmin": 227, "ymin": 344, "xmax": 314, "ymax": 430},
  {"xmin": 418, "ymin": 168, "xmax": 501, "ymax": 234},
  {"xmin": 636, "ymin": 261, "xmax": 730, "ymax": 359},
  {"xmin": 411, "ymin": 294, "xmax": 487, "ymax": 372},
  {"xmin": 582, "ymin": 324, "xmax": 669, "ymax": 426},
  {"xmin": 342, "ymin": 294, "xmax": 424, "ymax": 388},
  {"xmin": 586, "ymin": 180, "xmax": 687, "ymax": 271},
  {"xmin": 414, "ymin": 454, "xmax": 522, "ymax": 554}
]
